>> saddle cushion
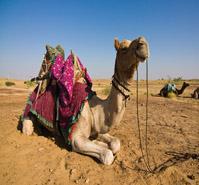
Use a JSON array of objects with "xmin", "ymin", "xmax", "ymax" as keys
[{"xmin": 22, "ymin": 53, "xmax": 95, "ymax": 146}]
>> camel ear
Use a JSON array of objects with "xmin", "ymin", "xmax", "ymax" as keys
[{"xmin": 114, "ymin": 38, "xmax": 120, "ymax": 51}]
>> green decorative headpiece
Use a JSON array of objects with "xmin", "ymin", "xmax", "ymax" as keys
[{"xmin": 46, "ymin": 44, "xmax": 65, "ymax": 63}]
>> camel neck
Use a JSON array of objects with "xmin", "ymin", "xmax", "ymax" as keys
[
  {"xmin": 177, "ymin": 83, "xmax": 189, "ymax": 95},
  {"xmin": 105, "ymin": 82, "xmax": 128, "ymax": 127}
]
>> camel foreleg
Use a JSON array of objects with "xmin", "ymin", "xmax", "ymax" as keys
[
  {"xmin": 71, "ymin": 116, "xmax": 114, "ymax": 165},
  {"xmin": 97, "ymin": 133, "xmax": 121, "ymax": 154},
  {"xmin": 72, "ymin": 135, "xmax": 114, "ymax": 165}
]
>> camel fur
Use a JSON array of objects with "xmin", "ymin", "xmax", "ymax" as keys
[{"xmin": 22, "ymin": 36, "xmax": 149, "ymax": 165}]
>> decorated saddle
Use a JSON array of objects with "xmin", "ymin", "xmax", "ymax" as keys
[
  {"xmin": 159, "ymin": 83, "xmax": 177, "ymax": 97},
  {"xmin": 22, "ymin": 45, "xmax": 95, "ymax": 146}
]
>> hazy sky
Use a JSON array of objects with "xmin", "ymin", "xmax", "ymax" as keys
[{"xmin": 0, "ymin": 0, "xmax": 198, "ymax": 80}]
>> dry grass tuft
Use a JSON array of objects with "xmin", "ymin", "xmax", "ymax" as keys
[
  {"xmin": 102, "ymin": 85, "xmax": 111, "ymax": 96},
  {"xmin": 167, "ymin": 92, "xmax": 177, "ymax": 99}
]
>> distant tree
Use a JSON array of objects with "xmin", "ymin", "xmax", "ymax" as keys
[
  {"xmin": 173, "ymin": 76, "xmax": 183, "ymax": 82},
  {"xmin": 167, "ymin": 75, "xmax": 172, "ymax": 83}
]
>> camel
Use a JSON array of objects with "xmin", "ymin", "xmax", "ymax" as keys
[
  {"xmin": 158, "ymin": 82, "xmax": 190, "ymax": 97},
  {"xmin": 192, "ymin": 87, "xmax": 199, "ymax": 99},
  {"xmin": 22, "ymin": 36, "xmax": 149, "ymax": 165}
]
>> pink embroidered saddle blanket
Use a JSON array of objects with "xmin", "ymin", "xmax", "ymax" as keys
[{"xmin": 22, "ymin": 53, "xmax": 95, "ymax": 146}]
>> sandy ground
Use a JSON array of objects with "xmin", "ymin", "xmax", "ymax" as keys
[{"xmin": 0, "ymin": 79, "xmax": 199, "ymax": 185}]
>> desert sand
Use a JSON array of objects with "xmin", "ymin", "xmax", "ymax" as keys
[{"xmin": 0, "ymin": 78, "xmax": 198, "ymax": 185}]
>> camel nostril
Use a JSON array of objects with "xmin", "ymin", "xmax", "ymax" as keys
[{"xmin": 136, "ymin": 43, "xmax": 144, "ymax": 50}]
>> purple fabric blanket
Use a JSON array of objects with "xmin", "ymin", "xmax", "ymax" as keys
[
  {"xmin": 22, "ymin": 82, "xmax": 57, "ymax": 130},
  {"xmin": 22, "ymin": 53, "xmax": 95, "ymax": 145}
]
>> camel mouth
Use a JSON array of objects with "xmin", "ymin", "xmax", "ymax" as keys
[
  {"xmin": 135, "ymin": 41, "xmax": 149, "ymax": 62},
  {"xmin": 138, "ymin": 55, "xmax": 147, "ymax": 62},
  {"xmin": 135, "ymin": 50, "xmax": 148, "ymax": 62}
]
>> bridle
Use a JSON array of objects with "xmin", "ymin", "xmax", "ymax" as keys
[{"xmin": 112, "ymin": 75, "xmax": 131, "ymax": 100}]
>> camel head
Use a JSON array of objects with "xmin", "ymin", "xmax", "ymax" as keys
[{"xmin": 114, "ymin": 36, "xmax": 149, "ymax": 84}]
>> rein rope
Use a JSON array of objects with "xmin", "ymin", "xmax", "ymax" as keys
[
  {"xmin": 136, "ymin": 60, "xmax": 153, "ymax": 173},
  {"xmin": 113, "ymin": 59, "xmax": 153, "ymax": 172}
]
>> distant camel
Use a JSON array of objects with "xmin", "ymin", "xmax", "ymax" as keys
[
  {"xmin": 22, "ymin": 37, "xmax": 149, "ymax": 165},
  {"xmin": 192, "ymin": 87, "xmax": 199, "ymax": 99},
  {"xmin": 159, "ymin": 82, "xmax": 190, "ymax": 97}
]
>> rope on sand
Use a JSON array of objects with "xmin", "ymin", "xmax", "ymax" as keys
[{"xmin": 136, "ymin": 60, "xmax": 153, "ymax": 173}]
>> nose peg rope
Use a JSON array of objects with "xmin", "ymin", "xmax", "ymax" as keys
[{"xmin": 136, "ymin": 60, "xmax": 153, "ymax": 173}]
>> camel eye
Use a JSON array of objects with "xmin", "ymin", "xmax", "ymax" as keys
[{"xmin": 121, "ymin": 47, "xmax": 128, "ymax": 53}]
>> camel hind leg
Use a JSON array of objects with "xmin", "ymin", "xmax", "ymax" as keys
[{"xmin": 22, "ymin": 119, "xmax": 34, "ymax": 136}]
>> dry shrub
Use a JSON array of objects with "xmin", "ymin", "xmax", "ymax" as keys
[
  {"xmin": 167, "ymin": 92, "xmax": 176, "ymax": 99},
  {"xmin": 5, "ymin": 81, "xmax": 15, "ymax": 86}
]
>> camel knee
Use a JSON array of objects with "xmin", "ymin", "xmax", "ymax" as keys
[
  {"xmin": 22, "ymin": 119, "xmax": 34, "ymax": 136},
  {"xmin": 72, "ymin": 137, "xmax": 85, "ymax": 152},
  {"xmin": 109, "ymin": 138, "xmax": 120, "ymax": 154}
]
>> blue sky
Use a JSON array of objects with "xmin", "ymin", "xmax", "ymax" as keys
[{"xmin": 0, "ymin": 0, "xmax": 198, "ymax": 80}]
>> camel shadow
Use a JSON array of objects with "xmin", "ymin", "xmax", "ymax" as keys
[
  {"xmin": 179, "ymin": 95, "xmax": 192, "ymax": 99},
  {"xmin": 17, "ymin": 117, "xmax": 70, "ymax": 150},
  {"xmin": 133, "ymin": 151, "xmax": 199, "ymax": 174},
  {"xmin": 152, "ymin": 151, "xmax": 199, "ymax": 173},
  {"xmin": 17, "ymin": 117, "xmax": 111, "ymax": 164},
  {"xmin": 17, "ymin": 118, "xmax": 103, "ymax": 166}
]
